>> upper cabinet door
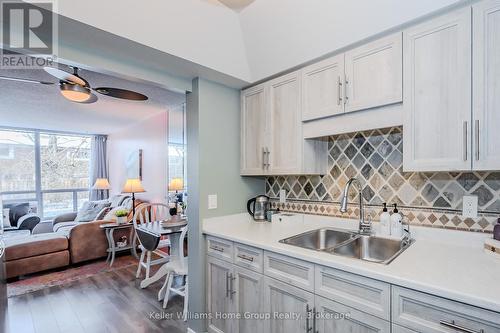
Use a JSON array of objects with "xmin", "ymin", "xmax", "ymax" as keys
[
  {"xmin": 473, "ymin": 0, "xmax": 500, "ymax": 170},
  {"xmin": 403, "ymin": 8, "xmax": 472, "ymax": 172},
  {"xmin": 241, "ymin": 84, "xmax": 268, "ymax": 175},
  {"xmin": 301, "ymin": 54, "xmax": 345, "ymax": 121},
  {"xmin": 344, "ymin": 33, "xmax": 403, "ymax": 113},
  {"xmin": 268, "ymin": 71, "xmax": 302, "ymax": 174}
]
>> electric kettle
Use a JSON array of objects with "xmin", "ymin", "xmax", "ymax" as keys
[{"xmin": 247, "ymin": 195, "xmax": 270, "ymax": 221}]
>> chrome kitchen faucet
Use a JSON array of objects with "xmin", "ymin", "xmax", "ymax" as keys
[{"xmin": 340, "ymin": 177, "xmax": 372, "ymax": 235}]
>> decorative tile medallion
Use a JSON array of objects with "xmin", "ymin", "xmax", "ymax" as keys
[{"xmin": 266, "ymin": 127, "xmax": 500, "ymax": 232}]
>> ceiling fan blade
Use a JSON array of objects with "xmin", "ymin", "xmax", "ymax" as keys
[
  {"xmin": 0, "ymin": 75, "xmax": 55, "ymax": 85},
  {"xmin": 94, "ymin": 87, "xmax": 148, "ymax": 101},
  {"xmin": 43, "ymin": 66, "xmax": 87, "ymax": 86}
]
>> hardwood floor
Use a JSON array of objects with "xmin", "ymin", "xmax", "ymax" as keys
[{"xmin": 1, "ymin": 265, "xmax": 187, "ymax": 333}]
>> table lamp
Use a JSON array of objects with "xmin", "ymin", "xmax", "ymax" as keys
[
  {"xmin": 92, "ymin": 178, "xmax": 111, "ymax": 199},
  {"xmin": 168, "ymin": 178, "xmax": 184, "ymax": 193},
  {"xmin": 122, "ymin": 178, "xmax": 146, "ymax": 217}
]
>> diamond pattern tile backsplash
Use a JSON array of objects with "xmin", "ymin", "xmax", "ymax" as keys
[{"xmin": 266, "ymin": 127, "xmax": 500, "ymax": 232}]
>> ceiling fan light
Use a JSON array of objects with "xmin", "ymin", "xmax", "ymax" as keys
[{"xmin": 59, "ymin": 82, "xmax": 91, "ymax": 102}]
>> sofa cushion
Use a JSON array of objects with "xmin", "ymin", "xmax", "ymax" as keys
[
  {"xmin": 53, "ymin": 221, "xmax": 78, "ymax": 233},
  {"xmin": 4, "ymin": 234, "xmax": 68, "ymax": 261},
  {"xmin": 75, "ymin": 201, "xmax": 111, "ymax": 222},
  {"xmin": 6, "ymin": 251, "xmax": 69, "ymax": 279}
]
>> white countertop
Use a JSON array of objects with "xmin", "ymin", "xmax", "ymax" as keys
[{"xmin": 202, "ymin": 212, "xmax": 500, "ymax": 314}]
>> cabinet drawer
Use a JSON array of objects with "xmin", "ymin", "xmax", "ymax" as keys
[
  {"xmin": 263, "ymin": 251, "xmax": 314, "ymax": 292},
  {"xmin": 233, "ymin": 243, "xmax": 263, "ymax": 273},
  {"xmin": 316, "ymin": 295, "xmax": 390, "ymax": 333},
  {"xmin": 392, "ymin": 286, "xmax": 500, "ymax": 333},
  {"xmin": 315, "ymin": 265, "xmax": 390, "ymax": 320},
  {"xmin": 392, "ymin": 324, "xmax": 417, "ymax": 333},
  {"xmin": 206, "ymin": 236, "xmax": 233, "ymax": 262}
]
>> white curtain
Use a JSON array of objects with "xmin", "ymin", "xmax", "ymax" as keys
[{"xmin": 89, "ymin": 135, "xmax": 108, "ymax": 200}]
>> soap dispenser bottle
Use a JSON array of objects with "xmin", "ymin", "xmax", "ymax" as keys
[
  {"xmin": 390, "ymin": 203, "xmax": 403, "ymax": 238},
  {"xmin": 380, "ymin": 203, "xmax": 391, "ymax": 236}
]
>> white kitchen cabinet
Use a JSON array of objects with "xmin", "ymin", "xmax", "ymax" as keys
[
  {"xmin": 263, "ymin": 276, "xmax": 315, "ymax": 333},
  {"xmin": 473, "ymin": 0, "xmax": 500, "ymax": 170},
  {"xmin": 315, "ymin": 296, "xmax": 390, "ymax": 333},
  {"xmin": 344, "ymin": 33, "xmax": 402, "ymax": 113},
  {"xmin": 240, "ymin": 84, "xmax": 269, "ymax": 175},
  {"xmin": 268, "ymin": 72, "xmax": 303, "ymax": 174},
  {"xmin": 403, "ymin": 8, "xmax": 472, "ymax": 172},
  {"xmin": 240, "ymin": 71, "xmax": 327, "ymax": 176},
  {"xmin": 302, "ymin": 54, "xmax": 345, "ymax": 121},
  {"xmin": 392, "ymin": 286, "xmax": 500, "ymax": 333},
  {"xmin": 207, "ymin": 256, "xmax": 234, "ymax": 333},
  {"xmin": 232, "ymin": 266, "xmax": 264, "ymax": 333}
]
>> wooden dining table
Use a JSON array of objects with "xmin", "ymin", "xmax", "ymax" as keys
[{"xmin": 136, "ymin": 217, "xmax": 187, "ymax": 289}]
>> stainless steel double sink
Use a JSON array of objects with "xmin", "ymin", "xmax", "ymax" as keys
[{"xmin": 279, "ymin": 228, "xmax": 413, "ymax": 265}]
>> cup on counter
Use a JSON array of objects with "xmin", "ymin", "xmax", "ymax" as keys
[{"xmin": 266, "ymin": 209, "xmax": 279, "ymax": 222}]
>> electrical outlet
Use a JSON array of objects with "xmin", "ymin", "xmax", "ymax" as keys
[
  {"xmin": 462, "ymin": 195, "xmax": 478, "ymax": 218},
  {"xmin": 208, "ymin": 194, "xmax": 217, "ymax": 210},
  {"xmin": 279, "ymin": 190, "xmax": 287, "ymax": 203}
]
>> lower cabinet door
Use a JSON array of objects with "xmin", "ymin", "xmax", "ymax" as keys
[
  {"xmin": 315, "ymin": 295, "xmax": 390, "ymax": 333},
  {"xmin": 233, "ymin": 266, "xmax": 264, "ymax": 333},
  {"xmin": 207, "ymin": 256, "xmax": 234, "ymax": 333},
  {"xmin": 263, "ymin": 276, "xmax": 315, "ymax": 333}
]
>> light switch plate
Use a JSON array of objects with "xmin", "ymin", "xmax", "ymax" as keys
[
  {"xmin": 208, "ymin": 194, "xmax": 217, "ymax": 210},
  {"xmin": 462, "ymin": 195, "xmax": 478, "ymax": 218},
  {"xmin": 279, "ymin": 190, "xmax": 287, "ymax": 203}
]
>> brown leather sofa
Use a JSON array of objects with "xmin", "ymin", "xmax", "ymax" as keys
[
  {"xmin": 3, "ymin": 197, "xmax": 143, "ymax": 278},
  {"xmin": 3, "ymin": 234, "xmax": 70, "ymax": 279}
]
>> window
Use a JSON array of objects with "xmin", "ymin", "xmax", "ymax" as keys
[
  {"xmin": 0, "ymin": 128, "xmax": 91, "ymax": 218},
  {"xmin": 168, "ymin": 104, "xmax": 187, "ymax": 191}
]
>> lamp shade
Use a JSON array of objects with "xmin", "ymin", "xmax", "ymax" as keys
[
  {"xmin": 92, "ymin": 178, "xmax": 111, "ymax": 190},
  {"xmin": 122, "ymin": 178, "xmax": 146, "ymax": 193},
  {"xmin": 168, "ymin": 178, "xmax": 184, "ymax": 191}
]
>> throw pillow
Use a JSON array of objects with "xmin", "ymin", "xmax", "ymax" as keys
[
  {"xmin": 109, "ymin": 195, "xmax": 127, "ymax": 208},
  {"xmin": 75, "ymin": 201, "xmax": 111, "ymax": 222},
  {"xmin": 2, "ymin": 208, "xmax": 10, "ymax": 228}
]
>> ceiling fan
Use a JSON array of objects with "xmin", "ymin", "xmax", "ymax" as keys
[{"xmin": 0, "ymin": 66, "xmax": 148, "ymax": 103}]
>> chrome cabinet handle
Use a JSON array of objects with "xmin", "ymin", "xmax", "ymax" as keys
[
  {"xmin": 440, "ymin": 320, "xmax": 484, "ymax": 333},
  {"xmin": 229, "ymin": 273, "xmax": 236, "ymax": 300},
  {"xmin": 209, "ymin": 245, "xmax": 224, "ymax": 252},
  {"xmin": 312, "ymin": 307, "xmax": 318, "ymax": 333},
  {"xmin": 475, "ymin": 119, "xmax": 480, "ymax": 161},
  {"xmin": 226, "ymin": 272, "xmax": 230, "ymax": 298},
  {"xmin": 463, "ymin": 121, "xmax": 468, "ymax": 161},
  {"xmin": 344, "ymin": 76, "xmax": 349, "ymax": 105},
  {"xmin": 265, "ymin": 147, "xmax": 270, "ymax": 169},
  {"xmin": 305, "ymin": 304, "xmax": 313, "ymax": 332},
  {"xmin": 262, "ymin": 147, "xmax": 266, "ymax": 169},
  {"xmin": 237, "ymin": 254, "xmax": 254, "ymax": 262},
  {"xmin": 337, "ymin": 76, "xmax": 343, "ymax": 105}
]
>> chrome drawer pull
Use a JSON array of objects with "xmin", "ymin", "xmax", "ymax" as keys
[
  {"xmin": 209, "ymin": 245, "xmax": 224, "ymax": 252},
  {"xmin": 237, "ymin": 254, "xmax": 254, "ymax": 262},
  {"xmin": 439, "ymin": 320, "xmax": 484, "ymax": 333}
]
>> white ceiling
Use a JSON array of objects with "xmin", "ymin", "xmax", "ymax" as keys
[
  {"xmin": 50, "ymin": 0, "xmax": 464, "ymax": 83},
  {"xmin": 0, "ymin": 66, "xmax": 185, "ymax": 135}
]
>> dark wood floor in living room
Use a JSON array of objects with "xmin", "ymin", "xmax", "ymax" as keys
[{"xmin": 2, "ymin": 265, "xmax": 187, "ymax": 333}]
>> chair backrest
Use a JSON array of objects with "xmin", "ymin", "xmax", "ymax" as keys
[
  {"xmin": 178, "ymin": 225, "xmax": 188, "ymax": 270},
  {"xmin": 132, "ymin": 203, "xmax": 170, "ymax": 229}
]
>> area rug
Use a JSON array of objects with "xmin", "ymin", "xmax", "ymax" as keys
[{"xmin": 7, "ymin": 255, "xmax": 138, "ymax": 298}]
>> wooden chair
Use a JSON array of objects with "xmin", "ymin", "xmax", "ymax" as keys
[
  {"xmin": 158, "ymin": 226, "xmax": 188, "ymax": 321},
  {"xmin": 133, "ymin": 203, "xmax": 171, "ymax": 279}
]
